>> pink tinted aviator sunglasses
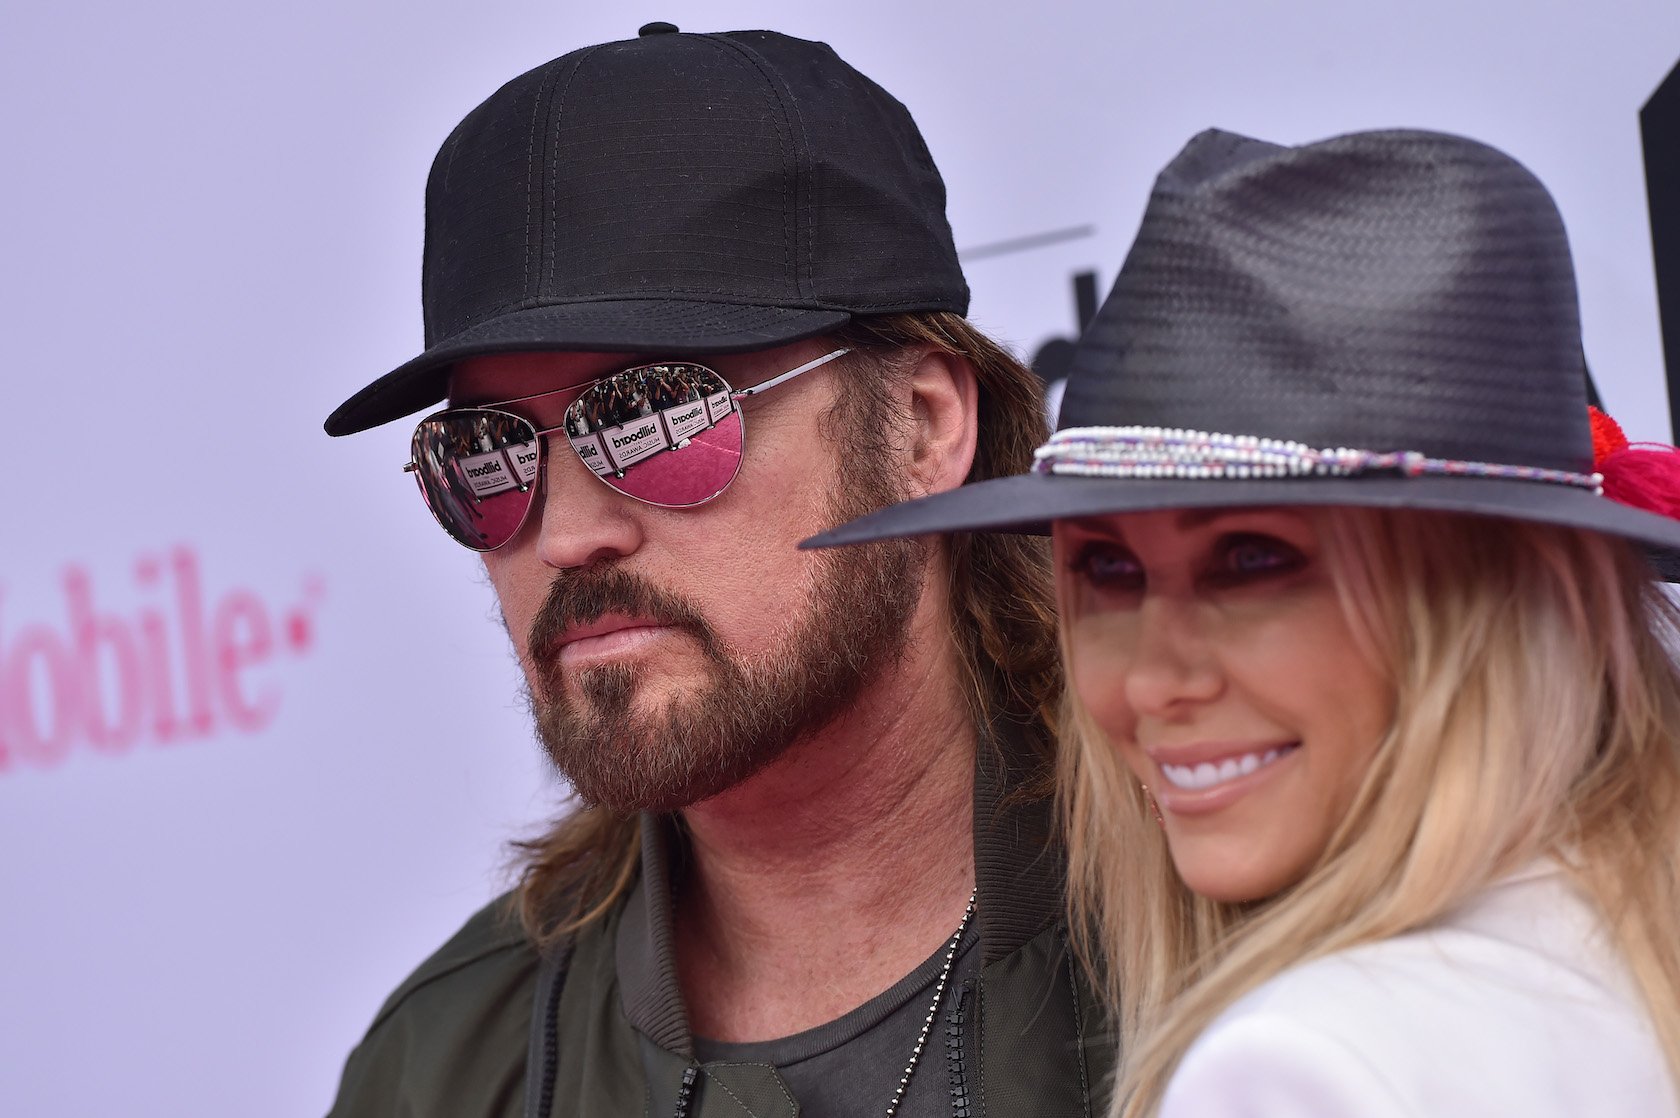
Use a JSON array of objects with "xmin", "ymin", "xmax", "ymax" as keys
[{"xmin": 404, "ymin": 348, "xmax": 850, "ymax": 552}]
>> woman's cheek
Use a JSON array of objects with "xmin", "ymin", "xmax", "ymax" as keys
[{"xmin": 1070, "ymin": 640, "xmax": 1130, "ymax": 741}]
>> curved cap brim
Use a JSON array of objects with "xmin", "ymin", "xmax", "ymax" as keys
[
  {"xmin": 325, "ymin": 299, "xmax": 851, "ymax": 436},
  {"xmin": 800, "ymin": 471, "xmax": 1680, "ymax": 580}
]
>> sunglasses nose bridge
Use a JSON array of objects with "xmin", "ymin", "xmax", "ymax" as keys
[{"xmin": 527, "ymin": 434, "xmax": 648, "ymax": 570}]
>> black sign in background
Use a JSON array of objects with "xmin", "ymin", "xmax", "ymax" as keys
[
  {"xmin": 1030, "ymin": 271, "xmax": 1101, "ymax": 385},
  {"xmin": 1646, "ymin": 57, "xmax": 1680, "ymax": 438}
]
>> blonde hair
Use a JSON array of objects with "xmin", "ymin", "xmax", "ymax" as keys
[{"xmin": 1061, "ymin": 508, "xmax": 1680, "ymax": 1116}]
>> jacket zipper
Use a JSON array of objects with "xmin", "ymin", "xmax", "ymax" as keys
[
  {"xmin": 946, "ymin": 979, "xmax": 976, "ymax": 1117},
  {"xmin": 671, "ymin": 1066, "xmax": 699, "ymax": 1118}
]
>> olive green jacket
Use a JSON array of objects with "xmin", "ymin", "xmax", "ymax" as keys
[{"xmin": 327, "ymin": 738, "xmax": 1113, "ymax": 1116}]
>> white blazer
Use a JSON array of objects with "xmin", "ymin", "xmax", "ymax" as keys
[{"xmin": 1159, "ymin": 862, "xmax": 1676, "ymax": 1117}]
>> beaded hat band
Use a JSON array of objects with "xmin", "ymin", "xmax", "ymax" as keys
[{"xmin": 1035, "ymin": 426, "xmax": 1605, "ymax": 495}]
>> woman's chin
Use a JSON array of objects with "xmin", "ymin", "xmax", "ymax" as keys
[{"xmin": 1167, "ymin": 841, "xmax": 1312, "ymax": 904}]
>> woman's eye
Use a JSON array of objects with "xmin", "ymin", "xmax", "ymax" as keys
[
  {"xmin": 1215, "ymin": 534, "xmax": 1303, "ymax": 579},
  {"xmin": 1072, "ymin": 543, "xmax": 1142, "ymax": 589}
]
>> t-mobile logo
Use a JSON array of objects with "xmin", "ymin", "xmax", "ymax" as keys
[{"xmin": 0, "ymin": 546, "xmax": 324, "ymax": 773}]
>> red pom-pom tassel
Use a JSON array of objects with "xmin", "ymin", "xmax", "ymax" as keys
[
  {"xmin": 1599, "ymin": 444, "xmax": 1680, "ymax": 519},
  {"xmin": 1589, "ymin": 406, "xmax": 1629, "ymax": 465},
  {"xmin": 1592, "ymin": 407, "xmax": 1680, "ymax": 518}
]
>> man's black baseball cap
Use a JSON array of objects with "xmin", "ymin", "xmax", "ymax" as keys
[{"xmin": 324, "ymin": 23, "xmax": 970, "ymax": 436}]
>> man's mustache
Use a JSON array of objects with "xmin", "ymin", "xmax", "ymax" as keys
[{"xmin": 527, "ymin": 566, "xmax": 719, "ymax": 666}]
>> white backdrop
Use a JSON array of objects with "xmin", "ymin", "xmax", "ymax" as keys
[{"xmin": 2, "ymin": 2, "xmax": 1677, "ymax": 1114}]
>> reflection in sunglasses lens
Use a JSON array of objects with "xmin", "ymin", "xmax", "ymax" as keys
[
  {"xmin": 412, "ymin": 411, "xmax": 542, "ymax": 550},
  {"xmin": 563, "ymin": 364, "xmax": 744, "ymax": 506}
]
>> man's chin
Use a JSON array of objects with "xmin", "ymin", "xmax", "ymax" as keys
[
  {"xmin": 543, "ymin": 659, "xmax": 704, "ymax": 712},
  {"xmin": 552, "ymin": 735, "xmax": 780, "ymax": 816},
  {"xmin": 532, "ymin": 672, "xmax": 788, "ymax": 815}
]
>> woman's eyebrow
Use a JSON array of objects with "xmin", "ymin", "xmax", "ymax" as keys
[
  {"xmin": 1175, "ymin": 506, "xmax": 1308, "ymax": 530},
  {"xmin": 1174, "ymin": 507, "xmax": 1228, "ymax": 530}
]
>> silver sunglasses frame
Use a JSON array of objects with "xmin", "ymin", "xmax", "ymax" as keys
[{"xmin": 403, "ymin": 347, "xmax": 850, "ymax": 551}]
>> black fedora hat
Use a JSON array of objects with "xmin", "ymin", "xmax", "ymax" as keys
[
  {"xmin": 805, "ymin": 127, "xmax": 1680, "ymax": 575},
  {"xmin": 324, "ymin": 24, "xmax": 967, "ymax": 437}
]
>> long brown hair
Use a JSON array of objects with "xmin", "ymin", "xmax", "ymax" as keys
[{"xmin": 513, "ymin": 311, "xmax": 1060, "ymax": 944}]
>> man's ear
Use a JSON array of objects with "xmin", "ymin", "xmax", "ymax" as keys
[{"xmin": 904, "ymin": 349, "xmax": 980, "ymax": 499}]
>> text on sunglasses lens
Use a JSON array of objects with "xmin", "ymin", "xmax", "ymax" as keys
[{"xmin": 565, "ymin": 364, "xmax": 741, "ymax": 505}]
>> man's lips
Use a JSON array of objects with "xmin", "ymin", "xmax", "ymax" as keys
[{"xmin": 548, "ymin": 613, "xmax": 676, "ymax": 664}]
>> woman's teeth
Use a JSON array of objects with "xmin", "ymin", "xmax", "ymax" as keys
[{"xmin": 1160, "ymin": 745, "xmax": 1295, "ymax": 791}]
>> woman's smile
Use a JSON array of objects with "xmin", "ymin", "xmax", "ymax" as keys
[{"xmin": 1151, "ymin": 740, "xmax": 1300, "ymax": 809}]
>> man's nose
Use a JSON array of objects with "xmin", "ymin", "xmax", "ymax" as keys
[
  {"xmin": 531, "ymin": 437, "xmax": 646, "ymax": 570},
  {"xmin": 1121, "ymin": 593, "xmax": 1223, "ymax": 718}
]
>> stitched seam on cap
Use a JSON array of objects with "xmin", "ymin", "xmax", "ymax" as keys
[
  {"xmin": 440, "ymin": 127, "xmax": 464, "ymax": 192},
  {"xmin": 454, "ymin": 285, "xmax": 934, "ymax": 324},
  {"xmin": 545, "ymin": 46, "xmax": 601, "ymax": 294},
  {"xmin": 743, "ymin": 42, "xmax": 815, "ymax": 299},
  {"xmin": 446, "ymin": 291, "xmax": 854, "ymax": 322},
  {"xmin": 524, "ymin": 58, "xmax": 571, "ymax": 305},
  {"xmin": 703, "ymin": 35, "xmax": 799, "ymax": 300},
  {"xmin": 780, "ymin": 68, "xmax": 816, "ymax": 299}
]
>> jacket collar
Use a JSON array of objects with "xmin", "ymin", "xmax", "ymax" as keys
[{"xmin": 615, "ymin": 813, "xmax": 693, "ymax": 1056}]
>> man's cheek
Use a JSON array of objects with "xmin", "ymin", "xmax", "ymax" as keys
[{"xmin": 500, "ymin": 601, "xmax": 543, "ymax": 670}]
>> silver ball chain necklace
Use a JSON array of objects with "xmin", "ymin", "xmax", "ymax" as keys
[
  {"xmin": 671, "ymin": 889, "xmax": 979, "ymax": 1118},
  {"xmin": 884, "ymin": 888, "xmax": 978, "ymax": 1118}
]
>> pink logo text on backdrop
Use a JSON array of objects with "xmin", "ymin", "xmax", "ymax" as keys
[{"xmin": 0, "ymin": 546, "xmax": 323, "ymax": 772}]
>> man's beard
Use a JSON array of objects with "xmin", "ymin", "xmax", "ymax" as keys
[{"xmin": 523, "ymin": 474, "xmax": 928, "ymax": 814}]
